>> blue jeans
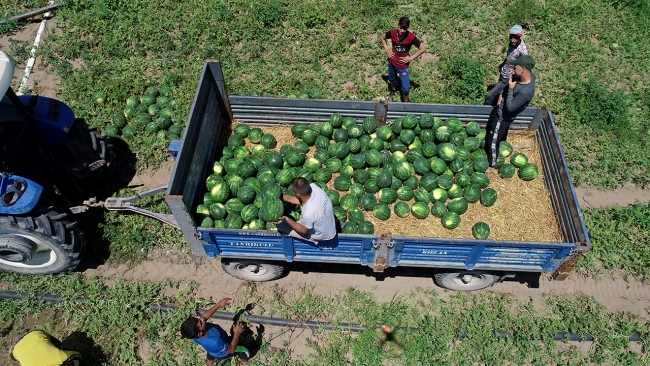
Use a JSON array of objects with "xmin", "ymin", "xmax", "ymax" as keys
[{"xmin": 387, "ymin": 63, "xmax": 410, "ymax": 92}]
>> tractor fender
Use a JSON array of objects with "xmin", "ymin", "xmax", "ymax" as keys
[
  {"xmin": 0, "ymin": 174, "xmax": 43, "ymax": 215},
  {"xmin": 17, "ymin": 95, "xmax": 74, "ymax": 147}
]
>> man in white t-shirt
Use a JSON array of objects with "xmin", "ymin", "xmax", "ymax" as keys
[{"xmin": 273, "ymin": 177, "xmax": 337, "ymax": 244}]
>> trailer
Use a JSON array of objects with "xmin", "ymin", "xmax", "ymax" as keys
[{"xmin": 107, "ymin": 61, "xmax": 590, "ymax": 291}]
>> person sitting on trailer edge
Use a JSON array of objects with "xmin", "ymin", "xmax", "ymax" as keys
[
  {"xmin": 273, "ymin": 177, "xmax": 338, "ymax": 245},
  {"xmin": 180, "ymin": 297, "xmax": 256, "ymax": 365},
  {"xmin": 484, "ymin": 55, "xmax": 536, "ymax": 167}
]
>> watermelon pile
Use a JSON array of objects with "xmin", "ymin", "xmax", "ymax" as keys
[
  {"xmin": 195, "ymin": 113, "xmax": 540, "ymax": 239},
  {"xmin": 100, "ymin": 85, "xmax": 184, "ymax": 143}
]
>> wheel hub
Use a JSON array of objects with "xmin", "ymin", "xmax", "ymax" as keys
[{"xmin": 0, "ymin": 235, "xmax": 35, "ymax": 262}]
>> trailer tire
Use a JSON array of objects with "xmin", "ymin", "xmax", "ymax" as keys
[
  {"xmin": 0, "ymin": 210, "xmax": 83, "ymax": 275},
  {"xmin": 434, "ymin": 271, "xmax": 500, "ymax": 291},
  {"xmin": 221, "ymin": 260, "xmax": 284, "ymax": 282}
]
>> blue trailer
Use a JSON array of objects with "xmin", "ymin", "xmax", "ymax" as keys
[{"xmin": 109, "ymin": 61, "xmax": 590, "ymax": 291}]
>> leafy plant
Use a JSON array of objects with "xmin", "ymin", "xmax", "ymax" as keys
[
  {"xmin": 442, "ymin": 55, "xmax": 486, "ymax": 103},
  {"xmin": 250, "ymin": 0, "xmax": 286, "ymax": 28},
  {"xmin": 565, "ymin": 77, "xmax": 630, "ymax": 133}
]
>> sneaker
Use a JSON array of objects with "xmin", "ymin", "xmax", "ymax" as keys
[{"xmin": 237, "ymin": 347, "xmax": 258, "ymax": 363}]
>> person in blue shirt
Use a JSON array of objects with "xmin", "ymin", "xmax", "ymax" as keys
[{"xmin": 180, "ymin": 297, "xmax": 254, "ymax": 365}]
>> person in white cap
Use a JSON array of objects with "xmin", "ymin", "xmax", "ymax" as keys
[{"xmin": 484, "ymin": 24, "xmax": 529, "ymax": 106}]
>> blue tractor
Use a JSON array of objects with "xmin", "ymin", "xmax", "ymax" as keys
[{"xmin": 0, "ymin": 51, "xmax": 113, "ymax": 274}]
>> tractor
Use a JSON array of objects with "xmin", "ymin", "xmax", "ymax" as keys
[{"xmin": 0, "ymin": 51, "xmax": 113, "ymax": 275}]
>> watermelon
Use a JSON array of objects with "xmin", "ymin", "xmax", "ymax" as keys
[
  {"xmin": 126, "ymin": 95, "xmax": 139, "ymax": 107},
  {"xmin": 352, "ymin": 169, "xmax": 369, "ymax": 184},
  {"xmin": 208, "ymin": 203, "xmax": 226, "ymax": 220},
  {"xmin": 233, "ymin": 146, "xmax": 250, "ymax": 159},
  {"xmin": 472, "ymin": 222, "xmax": 491, "ymax": 239},
  {"xmin": 447, "ymin": 184, "xmax": 464, "ymax": 199},
  {"xmin": 402, "ymin": 114, "xmax": 418, "ymax": 129},
  {"xmin": 419, "ymin": 113, "xmax": 434, "ymax": 129},
  {"xmin": 326, "ymin": 158, "xmax": 342, "ymax": 172},
  {"xmin": 224, "ymin": 214, "xmax": 243, "ymax": 229},
  {"xmin": 91, "ymin": 91, "xmax": 106, "ymax": 104},
  {"xmin": 210, "ymin": 181, "xmax": 230, "ymax": 203},
  {"xmin": 362, "ymin": 116, "xmax": 377, "ymax": 134},
  {"xmin": 364, "ymin": 179, "xmax": 379, "ymax": 194},
  {"xmin": 342, "ymin": 117, "xmax": 357, "ymax": 130},
  {"xmin": 499, "ymin": 141, "xmax": 513, "ymax": 158},
  {"xmin": 431, "ymin": 202, "xmax": 447, "ymax": 218},
  {"xmin": 464, "ymin": 137, "xmax": 480, "ymax": 152},
  {"xmin": 396, "ymin": 186, "xmax": 414, "ymax": 201},
  {"xmin": 441, "ymin": 211, "xmax": 461, "ymax": 229},
  {"xmin": 499, "ymin": 164, "xmax": 516, "ymax": 179},
  {"xmin": 349, "ymin": 154, "xmax": 366, "ymax": 170},
  {"xmin": 236, "ymin": 185, "xmax": 257, "ymax": 204},
  {"xmin": 294, "ymin": 141, "xmax": 310, "ymax": 154},
  {"xmin": 329, "ymin": 142, "xmax": 350, "ymax": 159},
  {"xmin": 302, "ymin": 130, "xmax": 317, "ymax": 145},
  {"xmin": 376, "ymin": 172, "xmax": 392, "ymax": 188},
  {"xmin": 249, "ymin": 219, "xmax": 265, "ymax": 230},
  {"xmin": 348, "ymin": 208, "xmax": 365, "ymax": 223},
  {"xmin": 121, "ymin": 125, "xmax": 135, "ymax": 139},
  {"xmin": 471, "ymin": 149, "xmax": 488, "ymax": 161},
  {"xmin": 480, "ymin": 188, "xmax": 498, "ymax": 207},
  {"xmin": 148, "ymin": 104, "xmax": 161, "ymax": 116},
  {"xmin": 518, "ymin": 163, "xmax": 539, "ymax": 181},
  {"xmin": 454, "ymin": 172, "xmax": 471, "ymax": 188},
  {"xmin": 327, "ymin": 189, "xmax": 341, "ymax": 206},
  {"xmin": 333, "ymin": 129, "xmax": 349, "ymax": 143},
  {"xmin": 348, "ymin": 125, "xmax": 364, "ymax": 139},
  {"xmin": 369, "ymin": 138, "xmax": 384, "ymax": 151},
  {"xmin": 390, "ymin": 141, "xmax": 408, "ymax": 155},
  {"xmin": 447, "ymin": 197, "xmax": 469, "ymax": 215},
  {"xmin": 411, "ymin": 202, "xmax": 430, "ymax": 219},
  {"xmin": 259, "ymin": 199, "xmax": 283, "ymax": 222},
  {"xmin": 393, "ymin": 202, "xmax": 410, "ymax": 218},
  {"xmin": 437, "ymin": 174, "xmax": 454, "ymax": 190},
  {"xmin": 438, "ymin": 143, "xmax": 457, "ymax": 162},
  {"xmin": 364, "ymin": 150, "xmax": 382, "ymax": 168},
  {"xmin": 339, "ymin": 165, "xmax": 354, "ymax": 177},
  {"xmin": 378, "ymin": 188, "xmax": 398, "ymax": 204},
  {"xmin": 330, "ymin": 113, "xmax": 343, "ymax": 127},
  {"xmin": 436, "ymin": 126, "xmax": 452, "ymax": 142},
  {"xmin": 400, "ymin": 129, "xmax": 416, "ymax": 145},
  {"xmin": 340, "ymin": 194, "xmax": 359, "ymax": 211},
  {"xmin": 373, "ymin": 203, "xmax": 391, "ymax": 220},
  {"xmin": 429, "ymin": 158, "xmax": 447, "ymax": 175},
  {"xmin": 413, "ymin": 158, "xmax": 431, "ymax": 175},
  {"xmin": 510, "ymin": 153, "xmax": 528, "ymax": 168},
  {"xmin": 240, "ymin": 205, "xmax": 259, "ymax": 222},
  {"xmin": 431, "ymin": 188, "xmax": 448, "ymax": 203},
  {"xmin": 360, "ymin": 193, "xmax": 377, "ymax": 211},
  {"xmin": 357, "ymin": 221, "xmax": 375, "ymax": 234},
  {"xmin": 225, "ymin": 198, "xmax": 245, "ymax": 215},
  {"xmin": 446, "ymin": 118, "xmax": 463, "ymax": 133},
  {"xmin": 196, "ymin": 204, "xmax": 210, "ymax": 218},
  {"xmin": 145, "ymin": 86, "xmax": 159, "ymax": 97},
  {"xmin": 104, "ymin": 125, "xmax": 120, "ymax": 137},
  {"xmin": 244, "ymin": 177, "xmax": 262, "ymax": 193},
  {"xmin": 200, "ymin": 217, "xmax": 214, "ymax": 227},
  {"xmin": 248, "ymin": 128, "xmax": 264, "ymax": 143},
  {"xmin": 349, "ymin": 183, "xmax": 364, "ymax": 198},
  {"xmin": 314, "ymin": 168, "xmax": 333, "ymax": 183},
  {"xmin": 412, "ymin": 188, "xmax": 429, "ymax": 203},
  {"xmin": 135, "ymin": 104, "xmax": 149, "ymax": 114},
  {"xmin": 304, "ymin": 158, "xmax": 322, "ymax": 171},
  {"xmin": 449, "ymin": 158, "xmax": 465, "ymax": 173},
  {"xmin": 159, "ymin": 107, "xmax": 173, "ymax": 118},
  {"xmin": 465, "ymin": 121, "xmax": 481, "ymax": 136},
  {"xmin": 334, "ymin": 175, "xmax": 352, "ymax": 191},
  {"xmin": 470, "ymin": 173, "xmax": 490, "ymax": 188},
  {"xmin": 237, "ymin": 162, "xmax": 256, "ymax": 178},
  {"xmin": 473, "ymin": 159, "xmax": 489, "ymax": 173},
  {"xmin": 417, "ymin": 174, "xmax": 437, "ymax": 192},
  {"xmin": 320, "ymin": 122, "xmax": 334, "ymax": 137},
  {"xmin": 314, "ymin": 136, "xmax": 330, "ymax": 150},
  {"xmin": 376, "ymin": 126, "xmax": 393, "ymax": 141},
  {"xmin": 342, "ymin": 222, "xmax": 358, "ymax": 234},
  {"xmin": 260, "ymin": 134, "xmax": 278, "ymax": 149}
]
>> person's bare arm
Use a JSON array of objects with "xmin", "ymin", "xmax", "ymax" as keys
[
  {"xmin": 225, "ymin": 323, "xmax": 244, "ymax": 354},
  {"xmin": 399, "ymin": 43, "xmax": 426, "ymax": 64},
  {"xmin": 282, "ymin": 194, "xmax": 300, "ymax": 205},
  {"xmin": 273, "ymin": 216, "xmax": 309, "ymax": 236},
  {"xmin": 206, "ymin": 359, "xmax": 214, "ymax": 366},
  {"xmin": 380, "ymin": 33, "xmax": 395, "ymax": 59},
  {"xmin": 201, "ymin": 298, "xmax": 231, "ymax": 320}
]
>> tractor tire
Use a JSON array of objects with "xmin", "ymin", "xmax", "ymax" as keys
[
  {"xmin": 0, "ymin": 210, "xmax": 83, "ymax": 275},
  {"xmin": 50, "ymin": 118, "xmax": 113, "ymax": 189}
]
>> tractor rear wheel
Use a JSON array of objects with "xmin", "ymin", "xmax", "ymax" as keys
[
  {"xmin": 49, "ymin": 118, "xmax": 113, "ymax": 190},
  {"xmin": 0, "ymin": 210, "xmax": 83, "ymax": 275}
]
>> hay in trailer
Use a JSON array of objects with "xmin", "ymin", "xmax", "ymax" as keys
[{"xmin": 229, "ymin": 122, "xmax": 563, "ymax": 242}]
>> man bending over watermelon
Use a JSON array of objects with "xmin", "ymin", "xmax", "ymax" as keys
[
  {"xmin": 272, "ymin": 177, "xmax": 337, "ymax": 245},
  {"xmin": 380, "ymin": 16, "xmax": 427, "ymax": 102}
]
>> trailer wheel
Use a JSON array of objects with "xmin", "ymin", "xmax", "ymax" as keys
[
  {"xmin": 433, "ymin": 271, "xmax": 500, "ymax": 291},
  {"xmin": 0, "ymin": 210, "xmax": 83, "ymax": 275},
  {"xmin": 221, "ymin": 260, "xmax": 284, "ymax": 282}
]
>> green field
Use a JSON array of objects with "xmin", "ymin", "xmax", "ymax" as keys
[{"xmin": 2, "ymin": 0, "xmax": 650, "ymax": 364}]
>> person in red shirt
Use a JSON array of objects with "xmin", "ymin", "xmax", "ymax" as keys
[{"xmin": 380, "ymin": 16, "xmax": 426, "ymax": 102}]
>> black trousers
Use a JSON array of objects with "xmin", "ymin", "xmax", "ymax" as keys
[
  {"xmin": 484, "ymin": 109, "xmax": 512, "ymax": 167},
  {"xmin": 484, "ymin": 78, "xmax": 508, "ymax": 106}
]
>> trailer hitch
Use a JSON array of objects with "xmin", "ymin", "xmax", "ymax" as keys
[
  {"xmin": 104, "ymin": 185, "xmax": 179, "ymax": 229},
  {"xmin": 371, "ymin": 233, "xmax": 393, "ymax": 273}
]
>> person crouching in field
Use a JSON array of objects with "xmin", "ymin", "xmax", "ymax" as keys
[{"xmin": 380, "ymin": 16, "xmax": 426, "ymax": 102}]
